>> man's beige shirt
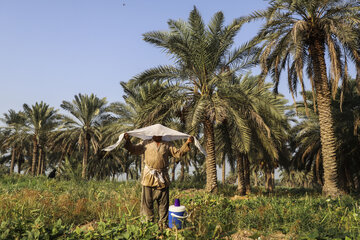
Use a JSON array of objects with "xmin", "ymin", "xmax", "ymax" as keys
[{"xmin": 124, "ymin": 139, "xmax": 190, "ymax": 188}]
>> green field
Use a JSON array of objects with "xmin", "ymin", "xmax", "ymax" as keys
[{"xmin": 0, "ymin": 175, "xmax": 359, "ymax": 240}]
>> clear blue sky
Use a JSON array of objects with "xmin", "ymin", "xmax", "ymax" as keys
[{"xmin": 0, "ymin": 0, "xmax": 294, "ymax": 117}]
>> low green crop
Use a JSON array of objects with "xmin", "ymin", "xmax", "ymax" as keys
[{"xmin": 1, "ymin": 175, "xmax": 360, "ymax": 239}]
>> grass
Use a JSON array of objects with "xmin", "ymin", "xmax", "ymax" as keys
[{"xmin": 0, "ymin": 174, "xmax": 360, "ymax": 239}]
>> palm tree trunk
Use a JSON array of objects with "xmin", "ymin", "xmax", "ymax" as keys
[
  {"xmin": 18, "ymin": 156, "xmax": 22, "ymax": 174},
  {"xmin": 58, "ymin": 152, "xmax": 65, "ymax": 170},
  {"xmin": 264, "ymin": 168, "xmax": 268, "ymax": 190},
  {"xmin": 253, "ymin": 170, "xmax": 258, "ymax": 187},
  {"xmin": 237, "ymin": 154, "xmax": 246, "ymax": 195},
  {"xmin": 10, "ymin": 148, "xmax": 15, "ymax": 174},
  {"xmin": 244, "ymin": 155, "xmax": 251, "ymax": 194},
  {"xmin": 37, "ymin": 147, "xmax": 42, "ymax": 176},
  {"xmin": 222, "ymin": 153, "xmax": 226, "ymax": 184},
  {"xmin": 309, "ymin": 37, "xmax": 341, "ymax": 197},
  {"xmin": 204, "ymin": 118, "xmax": 218, "ymax": 193},
  {"xmin": 82, "ymin": 134, "xmax": 90, "ymax": 179},
  {"xmin": 354, "ymin": 174, "xmax": 360, "ymax": 191},
  {"xmin": 222, "ymin": 120, "xmax": 235, "ymax": 174},
  {"xmin": 172, "ymin": 161, "xmax": 176, "ymax": 182},
  {"xmin": 344, "ymin": 166, "xmax": 353, "ymax": 192},
  {"xmin": 355, "ymin": 59, "xmax": 360, "ymax": 93},
  {"xmin": 265, "ymin": 166, "xmax": 274, "ymax": 192},
  {"xmin": 180, "ymin": 160, "xmax": 185, "ymax": 182},
  {"xmin": 192, "ymin": 152, "xmax": 201, "ymax": 177},
  {"xmin": 135, "ymin": 157, "xmax": 138, "ymax": 175},
  {"xmin": 41, "ymin": 151, "xmax": 45, "ymax": 175},
  {"xmin": 31, "ymin": 136, "xmax": 38, "ymax": 176},
  {"xmin": 139, "ymin": 156, "xmax": 142, "ymax": 174}
]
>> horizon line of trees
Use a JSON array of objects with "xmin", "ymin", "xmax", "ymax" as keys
[
  {"xmin": 1, "ymin": 1, "xmax": 360, "ymax": 198},
  {"xmin": 1, "ymin": 75, "xmax": 359, "ymax": 195}
]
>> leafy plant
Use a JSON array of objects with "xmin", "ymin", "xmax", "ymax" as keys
[{"xmin": 1, "ymin": 175, "xmax": 360, "ymax": 239}]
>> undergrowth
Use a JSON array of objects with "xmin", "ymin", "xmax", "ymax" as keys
[{"xmin": 0, "ymin": 175, "xmax": 359, "ymax": 239}]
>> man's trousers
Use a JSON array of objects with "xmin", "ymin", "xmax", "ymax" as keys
[{"xmin": 141, "ymin": 186, "xmax": 169, "ymax": 227}]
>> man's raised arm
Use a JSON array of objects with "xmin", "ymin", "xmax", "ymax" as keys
[
  {"xmin": 170, "ymin": 136, "xmax": 193, "ymax": 160},
  {"xmin": 124, "ymin": 133, "xmax": 145, "ymax": 155}
]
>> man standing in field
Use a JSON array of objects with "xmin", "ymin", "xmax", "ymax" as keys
[{"xmin": 123, "ymin": 133, "xmax": 193, "ymax": 229}]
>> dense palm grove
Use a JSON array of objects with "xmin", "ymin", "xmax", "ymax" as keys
[{"xmin": 1, "ymin": 1, "xmax": 360, "ymax": 198}]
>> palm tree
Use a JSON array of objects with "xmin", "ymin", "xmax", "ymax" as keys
[
  {"xmin": 215, "ymin": 120, "xmax": 236, "ymax": 184},
  {"xmin": 0, "ymin": 110, "xmax": 28, "ymax": 174},
  {"xmin": 241, "ymin": 76, "xmax": 290, "ymax": 193},
  {"xmin": 48, "ymin": 128, "xmax": 78, "ymax": 171},
  {"xmin": 129, "ymin": 7, "xmax": 257, "ymax": 192},
  {"xmin": 291, "ymin": 120, "xmax": 323, "ymax": 184},
  {"xmin": 246, "ymin": 0, "xmax": 360, "ymax": 197},
  {"xmin": 292, "ymin": 80, "xmax": 360, "ymax": 192},
  {"xmin": 60, "ymin": 93, "xmax": 108, "ymax": 179},
  {"xmin": 104, "ymin": 81, "xmax": 179, "ymax": 178},
  {"xmin": 23, "ymin": 102, "xmax": 59, "ymax": 176},
  {"xmin": 0, "ymin": 128, "xmax": 13, "ymax": 174},
  {"xmin": 280, "ymin": 170, "xmax": 313, "ymax": 188},
  {"xmin": 214, "ymin": 74, "xmax": 290, "ymax": 194},
  {"xmin": 87, "ymin": 125, "xmax": 133, "ymax": 180},
  {"xmin": 289, "ymin": 96, "xmax": 324, "ymax": 186},
  {"xmin": 333, "ymin": 80, "xmax": 360, "ymax": 191}
]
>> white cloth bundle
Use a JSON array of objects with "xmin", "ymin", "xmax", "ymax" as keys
[
  {"xmin": 103, "ymin": 123, "xmax": 206, "ymax": 156},
  {"xmin": 144, "ymin": 164, "xmax": 165, "ymax": 183}
]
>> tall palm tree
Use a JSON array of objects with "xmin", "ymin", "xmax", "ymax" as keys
[
  {"xmin": 23, "ymin": 102, "xmax": 59, "ymax": 176},
  {"xmin": 226, "ymin": 75, "xmax": 290, "ymax": 194},
  {"xmin": 60, "ymin": 93, "xmax": 108, "ymax": 179},
  {"xmin": 292, "ymin": 80, "xmax": 360, "ymax": 192},
  {"xmin": 129, "ymin": 7, "xmax": 257, "ymax": 192},
  {"xmin": 246, "ymin": 0, "xmax": 360, "ymax": 197},
  {"xmin": 0, "ymin": 110, "xmax": 28, "ymax": 174}
]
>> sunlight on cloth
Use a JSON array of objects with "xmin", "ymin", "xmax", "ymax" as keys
[{"xmin": 103, "ymin": 124, "xmax": 207, "ymax": 156}]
